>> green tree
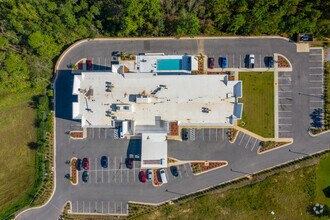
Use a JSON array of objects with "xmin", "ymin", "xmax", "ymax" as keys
[
  {"xmin": 176, "ymin": 11, "xmax": 200, "ymax": 36},
  {"xmin": 28, "ymin": 31, "xmax": 60, "ymax": 58}
]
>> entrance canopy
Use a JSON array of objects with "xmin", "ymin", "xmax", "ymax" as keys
[{"xmin": 141, "ymin": 133, "xmax": 167, "ymax": 169}]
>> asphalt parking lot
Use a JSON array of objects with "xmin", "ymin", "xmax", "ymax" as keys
[
  {"xmin": 71, "ymin": 200, "xmax": 128, "ymax": 215},
  {"xmin": 278, "ymin": 72, "xmax": 293, "ymax": 138},
  {"xmin": 308, "ymin": 48, "xmax": 324, "ymax": 128},
  {"xmin": 235, "ymin": 132, "xmax": 261, "ymax": 152}
]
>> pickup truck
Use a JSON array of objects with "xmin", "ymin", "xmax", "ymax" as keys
[{"xmin": 249, "ymin": 54, "xmax": 255, "ymax": 68}]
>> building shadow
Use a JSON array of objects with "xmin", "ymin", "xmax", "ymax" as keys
[{"xmin": 126, "ymin": 139, "xmax": 142, "ymax": 161}]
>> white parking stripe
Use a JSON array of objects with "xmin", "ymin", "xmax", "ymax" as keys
[
  {"xmin": 310, "ymin": 100, "xmax": 323, "ymax": 102},
  {"xmin": 108, "ymin": 201, "xmax": 110, "ymax": 214},
  {"xmin": 251, "ymin": 139, "xmax": 258, "ymax": 151},
  {"xmin": 83, "ymin": 201, "xmax": 85, "ymax": 212},
  {"xmin": 89, "ymin": 201, "xmax": 91, "ymax": 213},
  {"xmin": 95, "ymin": 158, "xmax": 97, "ymax": 183},
  {"xmin": 215, "ymin": 128, "xmax": 217, "ymax": 141},
  {"xmin": 279, "ymin": 116, "xmax": 292, "ymax": 119},
  {"xmin": 238, "ymin": 133, "xmax": 245, "ymax": 145},
  {"xmin": 279, "ymin": 124, "xmax": 292, "ymax": 126},
  {"xmin": 222, "ymin": 128, "xmax": 225, "ymax": 140},
  {"xmin": 280, "ymin": 104, "xmax": 292, "ymax": 106},
  {"xmin": 245, "ymin": 136, "xmax": 251, "ymax": 149},
  {"xmin": 309, "ymin": 67, "xmax": 323, "ymax": 69},
  {"xmin": 279, "ymin": 110, "xmax": 291, "ymax": 113},
  {"xmin": 183, "ymin": 163, "xmax": 189, "ymax": 177},
  {"xmin": 76, "ymin": 201, "xmax": 78, "ymax": 212},
  {"xmin": 121, "ymin": 157, "xmax": 123, "ymax": 183}
]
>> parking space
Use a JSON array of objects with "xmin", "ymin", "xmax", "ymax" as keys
[
  {"xmin": 235, "ymin": 132, "xmax": 261, "ymax": 152},
  {"xmin": 194, "ymin": 128, "xmax": 228, "ymax": 142},
  {"xmin": 166, "ymin": 163, "xmax": 192, "ymax": 181},
  {"xmin": 278, "ymin": 72, "xmax": 293, "ymax": 138},
  {"xmin": 86, "ymin": 57, "xmax": 112, "ymax": 71},
  {"xmin": 78, "ymin": 156, "xmax": 142, "ymax": 185},
  {"xmin": 308, "ymin": 48, "xmax": 324, "ymax": 128},
  {"xmin": 71, "ymin": 200, "xmax": 128, "ymax": 215},
  {"xmin": 206, "ymin": 53, "xmax": 273, "ymax": 69},
  {"xmin": 86, "ymin": 128, "xmax": 118, "ymax": 140}
]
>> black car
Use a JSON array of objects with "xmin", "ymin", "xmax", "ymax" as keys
[
  {"xmin": 82, "ymin": 171, "xmax": 89, "ymax": 183},
  {"xmin": 76, "ymin": 158, "xmax": 82, "ymax": 171},
  {"xmin": 101, "ymin": 156, "xmax": 108, "ymax": 168},
  {"xmin": 182, "ymin": 129, "xmax": 188, "ymax": 141},
  {"xmin": 170, "ymin": 166, "xmax": 179, "ymax": 177},
  {"xmin": 126, "ymin": 158, "xmax": 134, "ymax": 169},
  {"xmin": 265, "ymin": 56, "xmax": 274, "ymax": 68}
]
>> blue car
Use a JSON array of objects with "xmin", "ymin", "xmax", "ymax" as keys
[
  {"xmin": 220, "ymin": 57, "xmax": 227, "ymax": 68},
  {"xmin": 101, "ymin": 156, "xmax": 108, "ymax": 168}
]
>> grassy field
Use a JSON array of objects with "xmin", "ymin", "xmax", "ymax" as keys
[
  {"xmin": 134, "ymin": 154, "xmax": 330, "ymax": 220},
  {"xmin": 315, "ymin": 155, "xmax": 330, "ymax": 207},
  {"xmin": 0, "ymin": 91, "xmax": 39, "ymax": 219},
  {"xmin": 238, "ymin": 72, "xmax": 274, "ymax": 138}
]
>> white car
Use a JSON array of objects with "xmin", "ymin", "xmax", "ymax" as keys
[
  {"xmin": 146, "ymin": 169, "xmax": 152, "ymax": 180},
  {"xmin": 249, "ymin": 54, "xmax": 255, "ymax": 68},
  {"xmin": 159, "ymin": 169, "xmax": 168, "ymax": 184}
]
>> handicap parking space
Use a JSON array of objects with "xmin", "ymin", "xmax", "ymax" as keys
[
  {"xmin": 194, "ymin": 128, "xmax": 228, "ymax": 142},
  {"xmin": 278, "ymin": 72, "xmax": 293, "ymax": 138},
  {"xmin": 308, "ymin": 48, "xmax": 324, "ymax": 128},
  {"xmin": 71, "ymin": 200, "xmax": 128, "ymax": 215},
  {"xmin": 235, "ymin": 132, "xmax": 261, "ymax": 152}
]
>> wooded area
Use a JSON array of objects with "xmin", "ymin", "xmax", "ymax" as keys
[{"xmin": 0, "ymin": 0, "xmax": 329, "ymax": 92}]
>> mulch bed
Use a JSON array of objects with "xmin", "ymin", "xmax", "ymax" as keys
[
  {"xmin": 190, "ymin": 161, "xmax": 227, "ymax": 175},
  {"xmin": 70, "ymin": 159, "xmax": 78, "ymax": 185},
  {"xmin": 153, "ymin": 169, "xmax": 162, "ymax": 186},
  {"xmin": 70, "ymin": 131, "xmax": 83, "ymax": 138},
  {"xmin": 278, "ymin": 55, "xmax": 290, "ymax": 68},
  {"xmin": 228, "ymin": 128, "xmax": 238, "ymax": 142},
  {"xmin": 258, "ymin": 141, "xmax": 288, "ymax": 153},
  {"xmin": 168, "ymin": 122, "xmax": 178, "ymax": 136}
]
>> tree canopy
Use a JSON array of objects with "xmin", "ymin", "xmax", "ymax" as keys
[{"xmin": 0, "ymin": 0, "xmax": 328, "ymax": 92}]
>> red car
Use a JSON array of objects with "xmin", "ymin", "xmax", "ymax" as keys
[
  {"xmin": 78, "ymin": 62, "xmax": 83, "ymax": 70},
  {"xmin": 86, "ymin": 60, "xmax": 92, "ymax": 71},
  {"xmin": 82, "ymin": 158, "xmax": 89, "ymax": 170},
  {"xmin": 139, "ymin": 171, "xmax": 146, "ymax": 183},
  {"xmin": 208, "ymin": 57, "xmax": 215, "ymax": 69}
]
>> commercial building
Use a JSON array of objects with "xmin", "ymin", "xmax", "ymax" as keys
[{"xmin": 72, "ymin": 54, "xmax": 242, "ymax": 168}]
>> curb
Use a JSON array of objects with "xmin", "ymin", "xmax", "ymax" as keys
[
  {"xmin": 190, "ymin": 161, "xmax": 228, "ymax": 176},
  {"xmin": 308, "ymin": 129, "xmax": 330, "ymax": 137},
  {"xmin": 257, "ymin": 141, "xmax": 294, "ymax": 155},
  {"xmin": 229, "ymin": 130, "xmax": 239, "ymax": 144}
]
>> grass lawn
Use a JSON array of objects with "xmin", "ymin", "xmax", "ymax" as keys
[
  {"xmin": 238, "ymin": 72, "xmax": 274, "ymax": 138},
  {"xmin": 0, "ymin": 90, "xmax": 40, "ymax": 219},
  {"xmin": 315, "ymin": 154, "xmax": 330, "ymax": 207}
]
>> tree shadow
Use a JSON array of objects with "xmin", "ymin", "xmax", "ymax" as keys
[
  {"xmin": 323, "ymin": 186, "xmax": 330, "ymax": 198},
  {"xmin": 27, "ymin": 141, "xmax": 38, "ymax": 150},
  {"xmin": 310, "ymin": 108, "xmax": 323, "ymax": 128}
]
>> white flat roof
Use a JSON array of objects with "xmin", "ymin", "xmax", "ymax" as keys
[
  {"xmin": 74, "ymin": 72, "xmax": 242, "ymax": 128},
  {"xmin": 141, "ymin": 133, "xmax": 167, "ymax": 168}
]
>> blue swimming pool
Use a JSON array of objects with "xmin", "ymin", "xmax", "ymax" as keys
[{"xmin": 157, "ymin": 59, "xmax": 182, "ymax": 71}]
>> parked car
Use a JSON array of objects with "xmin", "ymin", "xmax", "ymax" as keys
[
  {"xmin": 78, "ymin": 62, "xmax": 83, "ymax": 70},
  {"xmin": 300, "ymin": 34, "xmax": 311, "ymax": 41},
  {"xmin": 249, "ymin": 54, "xmax": 255, "ymax": 68},
  {"xmin": 182, "ymin": 128, "xmax": 188, "ymax": 141},
  {"xmin": 146, "ymin": 169, "xmax": 152, "ymax": 180},
  {"xmin": 76, "ymin": 158, "xmax": 82, "ymax": 171},
  {"xmin": 220, "ymin": 57, "xmax": 227, "ymax": 68},
  {"xmin": 101, "ymin": 156, "xmax": 108, "ymax": 168},
  {"xmin": 266, "ymin": 56, "xmax": 274, "ymax": 68},
  {"xmin": 159, "ymin": 169, "xmax": 168, "ymax": 184},
  {"xmin": 139, "ymin": 171, "xmax": 146, "ymax": 183},
  {"xmin": 208, "ymin": 57, "xmax": 215, "ymax": 69},
  {"xmin": 170, "ymin": 166, "xmax": 179, "ymax": 177},
  {"xmin": 82, "ymin": 157, "xmax": 89, "ymax": 170},
  {"xmin": 126, "ymin": 158, "xmax": 133, "ymax": 169},
  {"xmin": 86, "ymin": 60, "xmax": 92, "ymax": 71},
  {"xmin": 82, "ymin": 171, "xmax": 89, "ymax": 183}
]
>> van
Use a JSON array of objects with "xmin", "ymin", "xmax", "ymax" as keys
[{"xmin": 159, "ymin": 169, "xmax": 168, "ymax": 184}]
